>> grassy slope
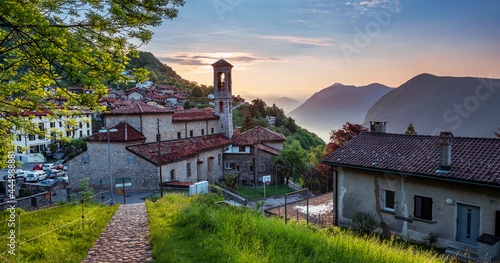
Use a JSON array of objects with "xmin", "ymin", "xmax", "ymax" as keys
[
  {"xmin": 147, "ymin": 194, "xmax": 445, "ymax": 263},
  {"xmin": 0, "ymin": 203, "xmax": 119, "ymax": 263}
]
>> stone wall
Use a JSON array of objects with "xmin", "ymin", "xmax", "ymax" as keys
[
  {"xmin": 160, "ymin": 148, "xmax": 224, "ymax": 184},
  {"xmin": 0, "ymin": 192, "xmax": 51, "ymax": 212},
  {"xmin": 67, "ymin": 141, "xmax": 158, "ymax": 192},
  {"xmin": 224, "ymin": 149, "xmax": 277, "ymax": 185}
]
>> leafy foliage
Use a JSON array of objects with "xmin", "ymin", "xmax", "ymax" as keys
[
  {"xmin": 326, "ymin": 122, "xmax": 368, "ymax": 157},
  {"xmin": 0, "ymin": 0, "xmax": 185, "ymax": 168},
  {"xmin": 273, "ymin": 141, "xmax": 307, "ymax": 183},
  {"xmin": 350, "ymin": 212, "xmax": 379, "ymax": 235},
  {"xmin": 405, "ymin": 122, "xmax": 417, "ymax": 135}
]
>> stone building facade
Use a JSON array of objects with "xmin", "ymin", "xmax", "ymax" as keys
[{"xmin": 223, "ymin": 126, "xmax": 286, "ymax": 186}]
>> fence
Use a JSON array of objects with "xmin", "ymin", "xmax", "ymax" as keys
[{"xmin": 0, "ymin": 190, "xmax": 112, "ymax": 260}]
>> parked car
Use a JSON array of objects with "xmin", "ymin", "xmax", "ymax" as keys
[
  {"xmin": 32, "ymin": 164, "xmax": 43, "ymax": 171},
  {"xmin": 39, "ymin": 179, "xmax": 54, "ymax": 185},
  {"xmin": 57, "ymin": 177, "xmax": 68, "ymax": 184},
  {"xmin": 3, "ymin": 169, "xmax": 22, "ymax": 180},
  {"xmin": 26, "ymin": 172, "xmax": 39, "ymax": 182},
  {"xmin": 48, "ymin": 169, "xmax": 65, "ymax": 178},
  {"xmin": 42, "ymin": 164, "xmax": 54, "ymax": 171},
  {"xmin": 15, "ymin": 170, "xmax": 29, "ymax": 181},
  {"xmin": 53, "ymin": 164, "xmax": 64, "ymax": 170}
]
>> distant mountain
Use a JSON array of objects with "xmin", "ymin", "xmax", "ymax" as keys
[
  {"xmin": 289, "ymin": 83, "xmax": 393, "ymax": 142},
  {"xmin": 240, "ymin": 92, "xmax": 303, "ymax": 113},
  {"xmin": 363, "ymin": 73, "xmax": 500, "ymax": 137}
]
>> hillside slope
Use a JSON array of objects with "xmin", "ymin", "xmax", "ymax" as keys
[
  {"xmin": 289, "ymin": 83, "xmax": 393, "ymax": 141},
  {"xmin": 363, "ymin": 73, "xmax": 500, "ymax": 137}
]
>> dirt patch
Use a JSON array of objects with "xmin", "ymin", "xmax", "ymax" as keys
[{"xmin": 265, "ymin": 192, "xmax": 334, "ymax": 227}]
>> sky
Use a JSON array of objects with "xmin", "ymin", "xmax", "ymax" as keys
[{"xmin": 140, "ymin": 0, "xmax": 500, "ymax": 100}]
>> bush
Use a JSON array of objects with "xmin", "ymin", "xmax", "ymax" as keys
[{"xmin": 350, "ymin": 212, "xmax": 378, "ymax": 235}]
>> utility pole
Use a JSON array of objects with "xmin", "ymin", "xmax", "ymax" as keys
[{"xmin": 157, "ymin": 118, "xmax": 163, "ymax": 198}]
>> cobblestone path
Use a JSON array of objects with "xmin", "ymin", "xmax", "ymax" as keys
[{"xmin": 82, "ymin": 203, "xmax": 153, "ymax": 263}]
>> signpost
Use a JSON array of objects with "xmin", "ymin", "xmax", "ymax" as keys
[
  {"xmin": 263, "ymin": 175, "xmax": 271, "ymax": 199},
  {"xmin": 115, "ymin": 178, "xmax": 131, "ymax": 204},
  {"xmin": 95, "ymin": 180, "xmax": 107, "ymax": 205}
]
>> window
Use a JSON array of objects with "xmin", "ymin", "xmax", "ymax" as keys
[
  {"xmin": 17, "ymin": 135, "xmax": 21, "ymax": 141},
  {"xmin": 28, "ymin": 134, "xmax": 35, "ymax": 141},
  {"xmin": 201, "ymin": 129, "xmax": 204, "ymax": 135},
  {"xmin": 224, "ymin": 162, "xmax": 231, "ymax": 170},
  {"xmin": 218, "ymin": 154, "xmax": 221, "ymax": 165},
  {"xmin": 414, "ymin": 196, "xmax": 433, "ymax": 221},
  {"xmin": 239, "ymin": 146, "xmax": 246, "ymax": 152},
  {"xmin": 87, "ymin": 130, "xmax": 90, "ymax": 136},
  {"xmin": 211, "ymin": 127, "xmax": 214, "ymax": 134},
  {"xmin": 186, "ymin": 163, "xmax": 191, "ymax": 177},
  {"xmin": 87, "ymin": 122, "xmax": 90, "ymax": 128},
  {"xmin": 59, "ymin": 122, "xmax": 62, "ymax": 128},
  {"xmin": 79, "ymin": 131, "xmax": 83, "ymax": 138},
  {"xmin": 50, "ymin": 122, "xmax": 55, "ymax": 128},
  {"xmin": 170, "ymin": 170, "xmax": 175, "ymax": 181},
  {"xmin": 219, "ymin": 101, "xmax": 224, "ymax": 113},
  {"xmin": 249, "ymin": 165, "xmax": 254, "ymax": 173},
  {"xmin": 39, "ymin": 123, "xmax": 45, "ymax": 131},
  {"xmin": 38, "ymin": 134, "xmax": 45, "ymax": 140},
  {"xmin": 79, "ymin": 123, "xmax": 82, "ymax": 128},
  {"xmin": 17, "ymin": 146, "xmax": 22, "ymax": 153},
  {"xmin": 189, "ymin": 130, "xmax": 193, "ymax": 137},
  {"xmin": 66, "ymin": 131, "xmax": 71, "ymax": 137},
  {"xmin": 383, "ymin": 190, "xmax": 395, "ymax": 211},
  {"xmin": 177, "ymin": 132, "xmax": 181, "ymax": 139},
  {"xmin": 236, "ymin": 166, "xmax": 240, "ymax": 172}
]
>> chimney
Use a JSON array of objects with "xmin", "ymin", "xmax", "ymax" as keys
[
  {"xmin": 438, "ymin": 132, "xmax": 453, "ymax": 171},
  {"xmin": 370, "ymin": 121, "xmax": 387, "ymax": 133}
]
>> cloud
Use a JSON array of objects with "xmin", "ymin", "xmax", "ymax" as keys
[
  {"xmin": 157, "ymin": 52, "xmax": 279, "ymax": 69},
  {"xmin": 167, "ymin": 29, "xmax": 252, "ymax": 39},
  {"xmin": 260, "ymin": 35, "xmax": 335, "ymax": 47}
]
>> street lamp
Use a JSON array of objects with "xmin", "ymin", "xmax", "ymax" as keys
[{"xmin": 99, "ymin": 127, "xmax": 118, "ymax": 205}]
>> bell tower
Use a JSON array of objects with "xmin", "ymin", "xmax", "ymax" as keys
[{"xmin": 212, "ymin": 59, "xmax": 233, "ymax": 139}]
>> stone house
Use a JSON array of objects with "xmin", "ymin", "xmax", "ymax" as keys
[
  {"xmin": 322, "ymin": 124, "xmax": 500, "ymax": 262},
  {"xmin": 67, "ymin": 59, "xmax": 239, "ymax": 192},
  {"xmin": 224, "ymin": 126, "xmax": 286, "ymax": 186}
]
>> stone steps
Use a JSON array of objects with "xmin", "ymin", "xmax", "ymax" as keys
[{"xmin": 445, "ymin": 243, "xmax": 479, "ymax": 262}]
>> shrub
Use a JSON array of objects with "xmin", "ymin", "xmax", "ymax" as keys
[{"xmin": 350, "ymin": 212, "xmax": 378, "ymax": 235}]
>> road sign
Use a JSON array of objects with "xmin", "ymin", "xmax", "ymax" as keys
[
  {"xmin": 263, "ymin": 175, "xmax": 271, "ymax": 183},
  {"xmin": 115, "ymin": 183, "xmax": 132, "ymax": 188},
  {"xmin": 115, "ymin": 178, "xmax": 131, "ymax": 183},
  {"xmin": 117, "ymin": 188, "xmax": 124, "ymax": 194},
  {"xmin": 94, "ymin": 180, "xmax": 107, "ymax": 185}
]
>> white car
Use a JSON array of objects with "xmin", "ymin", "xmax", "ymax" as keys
[
  {"xmin": 42, "ymin": 164, "xmax": 54, "ymax": 171},
  {"xmin": 26, "ymin": 171, "xmax": 45, "ymax": 182},
  {"xmin": 16, "ymin": 171, "xmax": 30, "ymax": 181}
]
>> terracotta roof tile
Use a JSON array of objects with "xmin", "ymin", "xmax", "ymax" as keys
[
  {"xmin": 232, "ymin": 126, "xmax": 286, "ymax": 146},
  {"xmin": 255, "ymin": 144, "xmax": 280, "ymax": 156},
  {"xmin": 84, "ymin": 123, "xmax": 145, "ymax": 142},
  {"xmin": 211, "ymin": 59, "xmax": 233, "ymax": 68},
  {"xmin": 172, "ymin": 109, "xmax": 219, "ymax": 122},
  {"xmin": 103, "ymin": 101, "xmax": 174, "ymax": 115},
  {"xmin": 126, "ymin": 134, "xmax": 232, "ymax": 165},
  {"xmin": 322, "ymin": 132, "xmax": 500, "ymax": 187}
]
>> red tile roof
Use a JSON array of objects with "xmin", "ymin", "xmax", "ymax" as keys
[
  {"xmin": 322, "ymin": 132, "xmax": 500, "ymax": 187},
  {"xmin": 84, "ymin": 123, "xmax": 145, "ymax": 142},
  {"xmin": 147, "ymin": 93, "xmax": 167, "ymax": 99},
  {"xmin": 156, "ymin": 85, "xmax": 178, "ymax": 91},
  {"xmin": 255, "ymin": 144, "xmax": 281, "ymax": 156},
  {"xmin": 172, "ymin": 109, "xmax": 219, "ymax": 122},
  {"xmin": 126, "ymin": 135, "xmax": 232, "ymax": 165},
  {"xmin": 168, "ymin": 94, "xmax": 186, "ymax": 99},
  {"xmin": 232, "ymin": 126, "xmax": 286, "ymax": 146},
  {"xmin": 103, "ymin": 101, "xmax": 174, "ymax": 115}
]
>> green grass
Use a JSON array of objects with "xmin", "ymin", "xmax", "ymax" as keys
[
  {"xmin": 141, "ymin": 189, "xmax": 189, "ymax": 201},
  {"xmin": 0, "ymin": 202, "xmax": 119, "ymax": 263},
  {"xmin": 237, "ymin": 185, "xmax": 296, "ymax": 199},
  {"xmin": 147, "ymin": 193, "xmax": 448, "ymax": 263}
]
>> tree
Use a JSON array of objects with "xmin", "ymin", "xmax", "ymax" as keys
[
  {"xmin": 191, "ymin": 86, "xmax": 203, "ymax": 97},
  {"xmin": 241, "ymin": 112, "xmax": 256, "ymax": 132},
  {"xmin": 0, "ymin": 0, "xmax": 184, "ymax": 168},
  {"xmin": 326, "ymin": 122, "xmax": 368, "ymax": 157},
  {"xmin": 405, "ymin": 122, "xmax": 417, "ymax": 135},
  {"xmin": 273, "ymin": 141, "xmax": 307, "ymax": 184}
]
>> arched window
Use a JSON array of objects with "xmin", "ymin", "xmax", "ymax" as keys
[
  {"xmin": 217, "ymin": 72, "xmax": 225, "ymax": 91},
  {"xmin": 219, "ymin": 101, "xmax": 224, "ymax": 113}
]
